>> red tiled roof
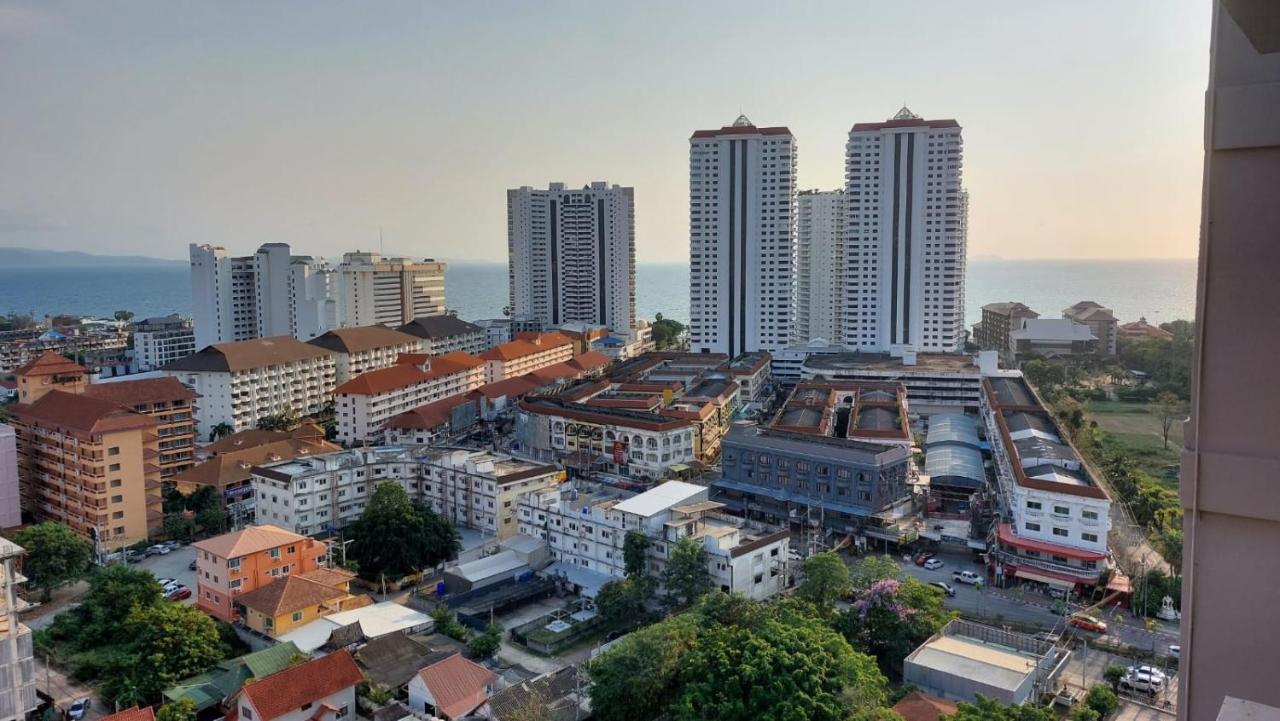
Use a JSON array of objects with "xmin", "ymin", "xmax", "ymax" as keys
[
  {"xmin": 82, "ymin": 377, "xmax": 197, "ymax": 406},
  {"xmin": 10, "ymin": 390, "xmax": 159, "ymax": 435},
  {"xmin": 567, "ymin": 351, "xmax": 611, "ymax": 372},
  {"xmin": 415, "ymin": 653, "xmax": 496, "ymax": 720},
  {"xmin": 525, "ymin": 362, "xmax": 579, "ymax": 384},
  {"xmin": 14, "ymin": 351, "xmax": 84, "ymax": 378},
  {"xmin": 98, "ymin": 707, "xmax": 156, "ymax": 721},
  {"xmin": 691, "ymin": 125, "xmax": 792, "ymax": 139},
  {"xmin": 234, "ymin": 574, "xmax": 348, "ymax": 616},
  {"xmin": 336, "ymin": 352, "xmax": 484, "ymax": 396},
  {"xmin": 383, "ymin": 394, "xmax": 474, "ymax": 431},
  {"xmin": 193, "ymin": 524, "xmax": 312, "ymax": 559},
  {"xmin": 851, "ymin": 118, "xmax": 960, "ymax": 131},
  {"xmin": 240, "ymin": 650, "xmax": 362, "ymax": 721},
  {"xmin": 473, "ymin": 375, "xmax": 540, "ymax": 400},
  {"xmin": 482, "ymin": 333, "xmax": 574, "ymax": 361}
]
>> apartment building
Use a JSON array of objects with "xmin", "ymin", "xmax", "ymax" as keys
[
  {"xmin": 795, "ymin": 190, "xmax": 845, "ymax": 344},
  {"xmin": 250, "ymin": 447, "xmax": 560, "ymax": 539},
  {"xmin": 689, "ymin": 115, "xmax": 797, "ymax": 354},
  {"xmin": 80, "ymin": 377, "xmax": 198, "ymax": 484},
  {"xmin": 12, "ymin": 350, "xmax": 86, "ymax": 404},
  {"xmin": 334, "ymin": 252, "xmax": 447, "ymax": 328},
  {"xmin": 517, "ymin": 480, "xmax": 790, "ymax": 600},
  {"xmin": 0, "ymin": 538, "xmax": 37, "ymax": 721},
  {"xmin": 507, "ymin": 182, "xmax": 637, "ymax": 332},
  {"xmin": 843, "ymin": 108, "xmax": 967, "ymax": 355},
  {"xmin": 131, "ymin": 315, "xmax": 196, "ymax": 371},
  {"xmin": 306, "ymin": 325, "xmax": 425, "ymax": 384},
  {"xmin": 333, "ymin": 352, "xmax": 485, "ymax": 444},
  {"xmin": 983, "ymin": 376, "xmax": 1111, "ymax": 588},
  {"xmin": 192, "ymin": 524, "xmax": 329, "ymax": 622},
  {"xmin": 973, "ymin": 303, "xmax": 1039, "ymax": 357},
  {"xmin": 397, "ymin": 315, "xmax": 486, "ymax": 355},
  {"xmin": 0, "ymin": 426, "xmax": 18, "ymax": 529},
  {"xmin": 0, "ymin": 329, "xmax": 129, "ymax": 376},
  {"xmin": 1061, "ymin": 301, "xmax": 1118, "ymax": 356},
  {"xmin": 472, "ymin": 319, "xmax": 513, "ymax": 350},
  {"xmin": 162, "ymin": 337, "xmax": 336, "ymax": 440},
  {"xmin": 479, "ymin": 333, "xmax": 574, "ymax": 383},
  {"xmin": 190, "ymin": 243, "xmax": 337, "ymax": 349},
  {"xmin": 727, "ymin": 352, "xmax": 772, "ymax": 403},
  {"xmin": 10, "ymin": 390, "xmax": 161, "ymax": 547}
]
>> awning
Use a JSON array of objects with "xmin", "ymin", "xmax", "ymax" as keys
[{"xmin": 1015, "ymin": 568, "xmax": 1077, "ymax": 589}]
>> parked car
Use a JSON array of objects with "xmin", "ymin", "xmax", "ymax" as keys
[
  {"xmin": 68, "ymin": 699, "xmax": 91, "ymax": 721},
  {"xmin": 161, "ymin": 540, "xmax": 182, "ymax": 550},
  {"xmin": 913, "ymin": 552, "xmax": 934, "ymax": 566},
  {"xmin": 165, "ymin": 585, "xmax": 192, "ymax": 601},
  {"xmin": 148, "ymin": 544, "xmax": 171, "ymax": 556},
  {"xmin": 156, "ymin": 577, "xmax": 176, "ymax": 587},
  {"xmin": 124, "ymin": 549, "xmax": 143, "ymax": 563},
  {"xmin": 1168, "ymin": 644, "xmax": 1181, "ymax": 659},
  {"xmin": 952, "ymin": 570, "xmax": 982, "ymax": 585},
  {"xmin": 1068, "ymin": 613, "xmax": 1108, "ymax": 633},
  {"xmin": 923, "ymin": 558, "xmax": 944, "ymax": 571},
  {"xmin": 930, "ymin": 581, "xmax": 956, "ymax": 597},
  {"xmin": 1128, "ymin": 665, "xmax": 1168, "ymax": 683},
  {"xmin": 1119, "ymin": 669, "xmax": 1163, "ymax": 695}
]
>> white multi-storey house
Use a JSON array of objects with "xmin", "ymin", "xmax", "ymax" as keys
[
  {"xmin": 333, "ymin": 352, "xmax": 485, "ymax": 444},
  {"xmin": 688, "ymin": 115, "xmax": 796, "ymax": 355},
  {"xmin": 333, "ymin": 252, "xmax": 447, "ymax": 328},
  {"xmin": 130, "ymin": 315, "xmax": 196, "ymax": 371},
  {"xmin": 507, "ymin": 182, "xmax": 636, "ymax": 333},
  {"xmin": 189, "ymin": 243, "xmax": 337, "ymax": 348},
  {"xmin": 795, "ymin": 190, "xmax": 844, "ymax": 344},
  {"xmin": 161, "ymin": 337, "xmax": 336, "ymax": 439},
  {"xmin": 843, "ymin": 107, "xmax": 967, "ymax": 355},
  {"xmin": 306, "ymin": 325, "xmax": 425, "ymax": 384},
  {"xmin": 250, "ymin": 447, "xmax": 560, "ymax": 539},
  {"xmin": 517, "ymin": 481, "xmax": 789, "ymax": 600}
]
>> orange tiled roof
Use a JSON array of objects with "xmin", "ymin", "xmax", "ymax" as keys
[
  {"xmin": 239, "ymin": 651, "xmax": 362, "ymax": 721},
  {"xmin": 234, "ymin": 574, "xmax": 348, "ymax": 617},
  {"xmin": 98, "ymin": 708, "xmax": 156, "ymax": 721},
  {"xmin": 479, "ymin": 340, "xmax": 542, "ymax": 362},
  {"xmin": 335, "ymin": 352, "xmax": 485, "ymax": 396},
  {"xmin": 10, "ymin": 390, "xmax": 159, "ymax": 435},
  {"xmin": 307, "ymin": 326, "xmax": 422, "ymax": 354},
  {"xmin": 415, "ymin": 653, "xmax": 496, "ymax": 720},
  {"xmin": 567, "ymin": 351, "xmax": 611, "ymax": 372},
  {"xmin": 193, "ymin": 524, "xmax": 312, "ymax": 559},
  {"xmin": 13, "ymin": 351, "xmax": 84, "ymax": 378},
  {"xmin": 82, "ymin": 377, "xmax": 197, "ymax": 406}
]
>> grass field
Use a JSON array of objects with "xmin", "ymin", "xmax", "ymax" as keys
[{"xmin": 1087, "ymin": 400, "xmax": 1182, "ymax": 484}]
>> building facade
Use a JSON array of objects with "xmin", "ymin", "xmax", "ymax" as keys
[
  {"xmin": 974, "ymin": 303, "xmax": 1039, "ymax": 357},
  {"xmin": 82, "ymin": 377, "xmax": 198, "ymax": 484},
  {"xmin": 479, "ymin": 334, "xmax": 575, "ymax": 383},
  {"xmin": 334, "ymin": 252, "xmax": 447, "ymax": 328},
  {"xmin": 161, "ymin": 337, "xmax": 337, "ymax": 439},
  {"xmin": 190, "ymin": 243, "xmax": 337, "ymax": 349},
  {"xmin": 131, "ymin": 315, "xmax": 197, "ymax": 372},
  {"xmin": 192, "ymin": 524, "xmax": 329, "ymax": 622},
  {"xmin": 0, "ymin": 539, "xmax": 37, "ymax": 721},
  {"xmin": 795, "ymin": 190, "xmax": 845, "ymax": 344},
  {"xmin": 689, "ymin": 115, "xmax": 797, "ymax": 355},
  {"xmin": 507, "ymin": 182, "xmax": 636, "ymax": 333},
  {"xmin": 1061, "ymin": 301, "xmax": 1118, "ymax": 356},
  {"xmin": 333, "ymin": 353, "xmax": 485, "ymax": 444},
  {"xmin": 397, "ymin": 316, "xmax": 486, "ymax": 355},
  {"xmin": 0, "ymin": 426, "xmax": 18, "ymax": 529},
  {"xmin": 843, "ymin": 108, "xmax": 967, "ymax": 356},
  {"xmin": 306, "ymin": 326, "xmax": 425, "ymax": 384}
]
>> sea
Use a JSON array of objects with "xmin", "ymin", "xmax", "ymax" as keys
[{"xmin": 0, "ymin": 259, "xmax": 1197, "ymax": 329}]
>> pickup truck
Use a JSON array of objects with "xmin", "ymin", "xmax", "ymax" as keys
[{"xmin": 952, "ymin": 570, "xmax": 983, "ymax": 585}]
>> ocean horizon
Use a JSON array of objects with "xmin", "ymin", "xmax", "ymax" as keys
[{"xmin": 0, "ymin": 257, "xmax": 1197, "ymax": 332}]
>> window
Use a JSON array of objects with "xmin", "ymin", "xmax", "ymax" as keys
[
  {"xmin": 110, "ymin": 495, "xmax": 123, "ymax": 504},
  {"xmin": 1026, "ymin": 501, "xmax": 1041, "ymax": 510},
  {"xmin": 292, "ymin": 611, "xmax": 304, "ymax": 622},
  {"xmin": 1082, "ymin": 510, "xmax": 1099, "ymax": 520},
  {"xmin": 109, "ymin": 463, "xmax": 121, "ymax": 472},
  {"xmin": 228, "ymin": 558, "xmax": 241, "ymax": 569},
  {"xmin": 108, "ymin": 447, "xmax": 120, "ymax": 456},
  {"xmin": 241, "ymin": 707, "xmax": 253, "ymax": 721},
  {"xmin": 268, "ymin": 548, "xmax": 280, "ymax": 559},
  {"xmin": 1053, "ymin": 527, "xmax": 1069, "ymax": 537},
  {"xmin": 110, "ymin": 479, "xmax": 122, "ymax": 488},
  {"xmin": 1025, "ymin": 522, "xmax": 1041, "ymax": 532},
  {"xmin": 1082, "ymin": 532, "xmax": 1099, "ymax": 543},
  {"xmin": 1053, "ymin": 505, "xmax": 1069, "ymax": 516}
]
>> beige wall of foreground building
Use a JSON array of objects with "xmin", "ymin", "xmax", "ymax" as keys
[{"xmin": 1179, "ymin": 4, "xmax": 1280, "ymax": 720}]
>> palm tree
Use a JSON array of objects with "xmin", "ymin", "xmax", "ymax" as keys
[{"xmin": 209, "ymin": 422, "xmax": 234, "ymax": 442}]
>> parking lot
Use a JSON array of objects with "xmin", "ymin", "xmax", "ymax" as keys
[{"xmin": 132, "ymin": 543, "xmax": 198, "ymax": 604}]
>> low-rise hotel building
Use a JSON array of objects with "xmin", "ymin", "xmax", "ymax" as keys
[
  {"xmin": 517, "ymin": 480, "xmax": 790, "ymax": 600},
  {"xmin": 333, "ymin": 352, "xmax": 485, "ymax": 444},
  {"xmin": 162, "ymin": 337, "xmax": 337, "ymax": 439},
  {"xmin": 479, "ymin": 333, "xmax": 575, "ymax": 383},
  {"xmin": 397, "ymin": 316, "xmax": 486, "ymax": 356},
  {"xmin": 306, "ymin": 325, "xmax": 425, "ymax": 384}
]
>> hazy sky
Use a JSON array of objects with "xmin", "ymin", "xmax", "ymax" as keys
[{"xmin": 0, "ymin": 1, "xmax": 1208, "ymax": 263}]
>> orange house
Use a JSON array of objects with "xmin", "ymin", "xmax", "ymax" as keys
[{"xmin": 193, "ymin": 524, "xmax": 328, "ymax": 622}]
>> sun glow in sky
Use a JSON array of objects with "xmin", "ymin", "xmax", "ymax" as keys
[{"xmin": 0, "ymin": 1, "xmax": 1208, "ymax": 263}]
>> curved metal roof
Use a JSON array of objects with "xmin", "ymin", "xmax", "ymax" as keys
[
  {"xmin": 926, "ymin": 412, "xmax": 980, "ymax": 449},
  {"xmin": 925, "ymin": 442, "xmax": 986, "ymax": 488}
]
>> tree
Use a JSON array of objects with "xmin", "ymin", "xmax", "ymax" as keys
[
  {"xmin": 849, "ymin": 555, "xmax": 901, "ymax": 590},
  {"xmin": 651, "ymin": 316, "xmax": 687, "ymax": 350},
  {"xmin": 1153, "ymin": 391, "xmax": 1187, "ymax": 450},
  {"xmin": 951, "ymin": 696, "xmax": 1055, "ymax": 721},
  {"xmin": 660, "ymin": 537, "xmax": 709, "ymax": 609},
  {"xmin": 587, "ymin": 614, "xmax": 701, "ymax": 721},
  {"xmin": 113, "ymin": 310, "xmax": 135, "ymax": 323},
  {"xmin": 835, "ymin": 577, "xmax": 954, "ymax": 674},
  {"xmin": 156, "ymin": 699, "xmax": 197, "ymax": 721},
  {"xmin": 1067, "ymin": 707, "xmax": 1100, "ymax": 721},
  {"xmin": 12, "ymin": 522, "xmax": 93, "ymax": 601},
  {"xmin": 208, "ymin": 422, "xmax": 234, "ymax": 442},
  {"xmin": 196, "ymin": 506, "xmax": 227, "ymax": 535},
  {"xmin": 674, "ymin": 610, "xmax": 886, "ymax": 721},
  {"xmin": 1084, "ymin": 684, "xmax": 1118, "ymax": 718},
  {"xmin": 103, "ymin": 601, "xmax": 226, "ymax": 702},
  {"xmin": 595, "ymin": 578, "xmax": 649, "ymax": 627},
  {"xmin": 797, "ymin": 551, "xmax": 851, "ymax": 614},
  {"xmin": 256, "ymin": 408, "xmax": 300, "ymax": 431},
  {"xmin": 164, "ymin": 513, "xmax": 196, "ymax": 543},
  {"xmin": 1103, "ymin": 664, "xmax": 1127, "ymax": 689},
  {"xmin": 623, "ymin": 530, "xmax": 650, "ymax": 579},
  {"xmin": 348, "ymin": 483, "xmax": 460, "ymax": 581},
  {"xmin": 467, "ymin": 623, "xmax": 502, "ymax": 658}
]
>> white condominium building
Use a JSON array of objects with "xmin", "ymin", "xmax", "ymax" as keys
[
  {"xmin": 333, "ymin": 352, "xmax": 486, "ymax": 444},
  {"xmin": 250, "ymin": 447, "xmax": 560, "ymax": 539},
  {"xmin": 189, "ymin": 243, "xmax": 338, "ymax": 349},
  {"xmin": 507, "ymin": 182, "xmax": 636, "ymax": 332},
  {"xmin": 306, "ymin": 325, "xmax": 425, "ymax": 384},
  {"xmin": 844, "ymin": 107, "xmax": 967, "ymax": 355},
  {"xmin": 161, "ymin": 337, "xmax": 337, "ymax": 439},
  {"xmin": 334, "ymin": 252, "xmax": 447, "ymax": 328},
  {"xmin": 131, "ymin": 315, "xmax": 197, "ymax": 372},
  {"xmin": 795, "ymin": 190, "xmax": 845, "ymax": 344},
  {"xmin": 689, "ymin": 115, "xmax": 797, "ymax": 355}
]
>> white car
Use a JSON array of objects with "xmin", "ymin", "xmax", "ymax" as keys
[
  {"xmin": 1128, "ymin": 665, "xmax": 1168, "ymax": 683},
  {"xmin": 1169, "ymin": 644, "xmax": 1181, "ymax": 659},
  {"xmin": 1120, "ymin": 670, "xmax": 1164, "ymax": 695},
  {"xmin": 923, "ymin": 559, "xmax": 944, "ymax": 570},
  {"xmin": 952, "ymin": 570, "xmax": 983, "ymax": 585},
  {"xmin": 148, "ymin": 544, "xmax": 171, "ymax": 556}
]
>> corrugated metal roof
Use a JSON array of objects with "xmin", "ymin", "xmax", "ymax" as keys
[{"xmin": 611, "ymin": 480, "xmax": 705, "ymax": 517}]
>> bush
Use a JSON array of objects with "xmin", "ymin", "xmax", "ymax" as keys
[{"xmin": 1085, "ymin": 684, "xmax": 1118, "ymax": 718}]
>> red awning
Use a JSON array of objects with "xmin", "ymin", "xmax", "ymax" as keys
[{"xmin": 996, "ymin": 523, "xmax": 1108, "ymax": 560}]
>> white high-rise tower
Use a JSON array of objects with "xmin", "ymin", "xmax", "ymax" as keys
[
  {"xmin": 795, "ymin": 190, "xmax": 844, "ymax": 344},
  {"xmin": 843, "ymin": 107, "xmax": 966, "ymax": 355},
  {"xmin": 507, "ymin": 182, "xmax": 636, "ymax": 332},
  {"xmin": 688, "ymin": 115, "xmax": 797, "ymax": 355}
]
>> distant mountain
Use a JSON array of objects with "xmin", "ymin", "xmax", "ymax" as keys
[{"xmin": 0, "ymin": 246, "xmax": 185, "ymax": 268}]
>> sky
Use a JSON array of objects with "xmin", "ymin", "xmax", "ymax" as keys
[{"xmin": 0, "ymin": 1, "xmax": 1209, "ymax": 263}]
